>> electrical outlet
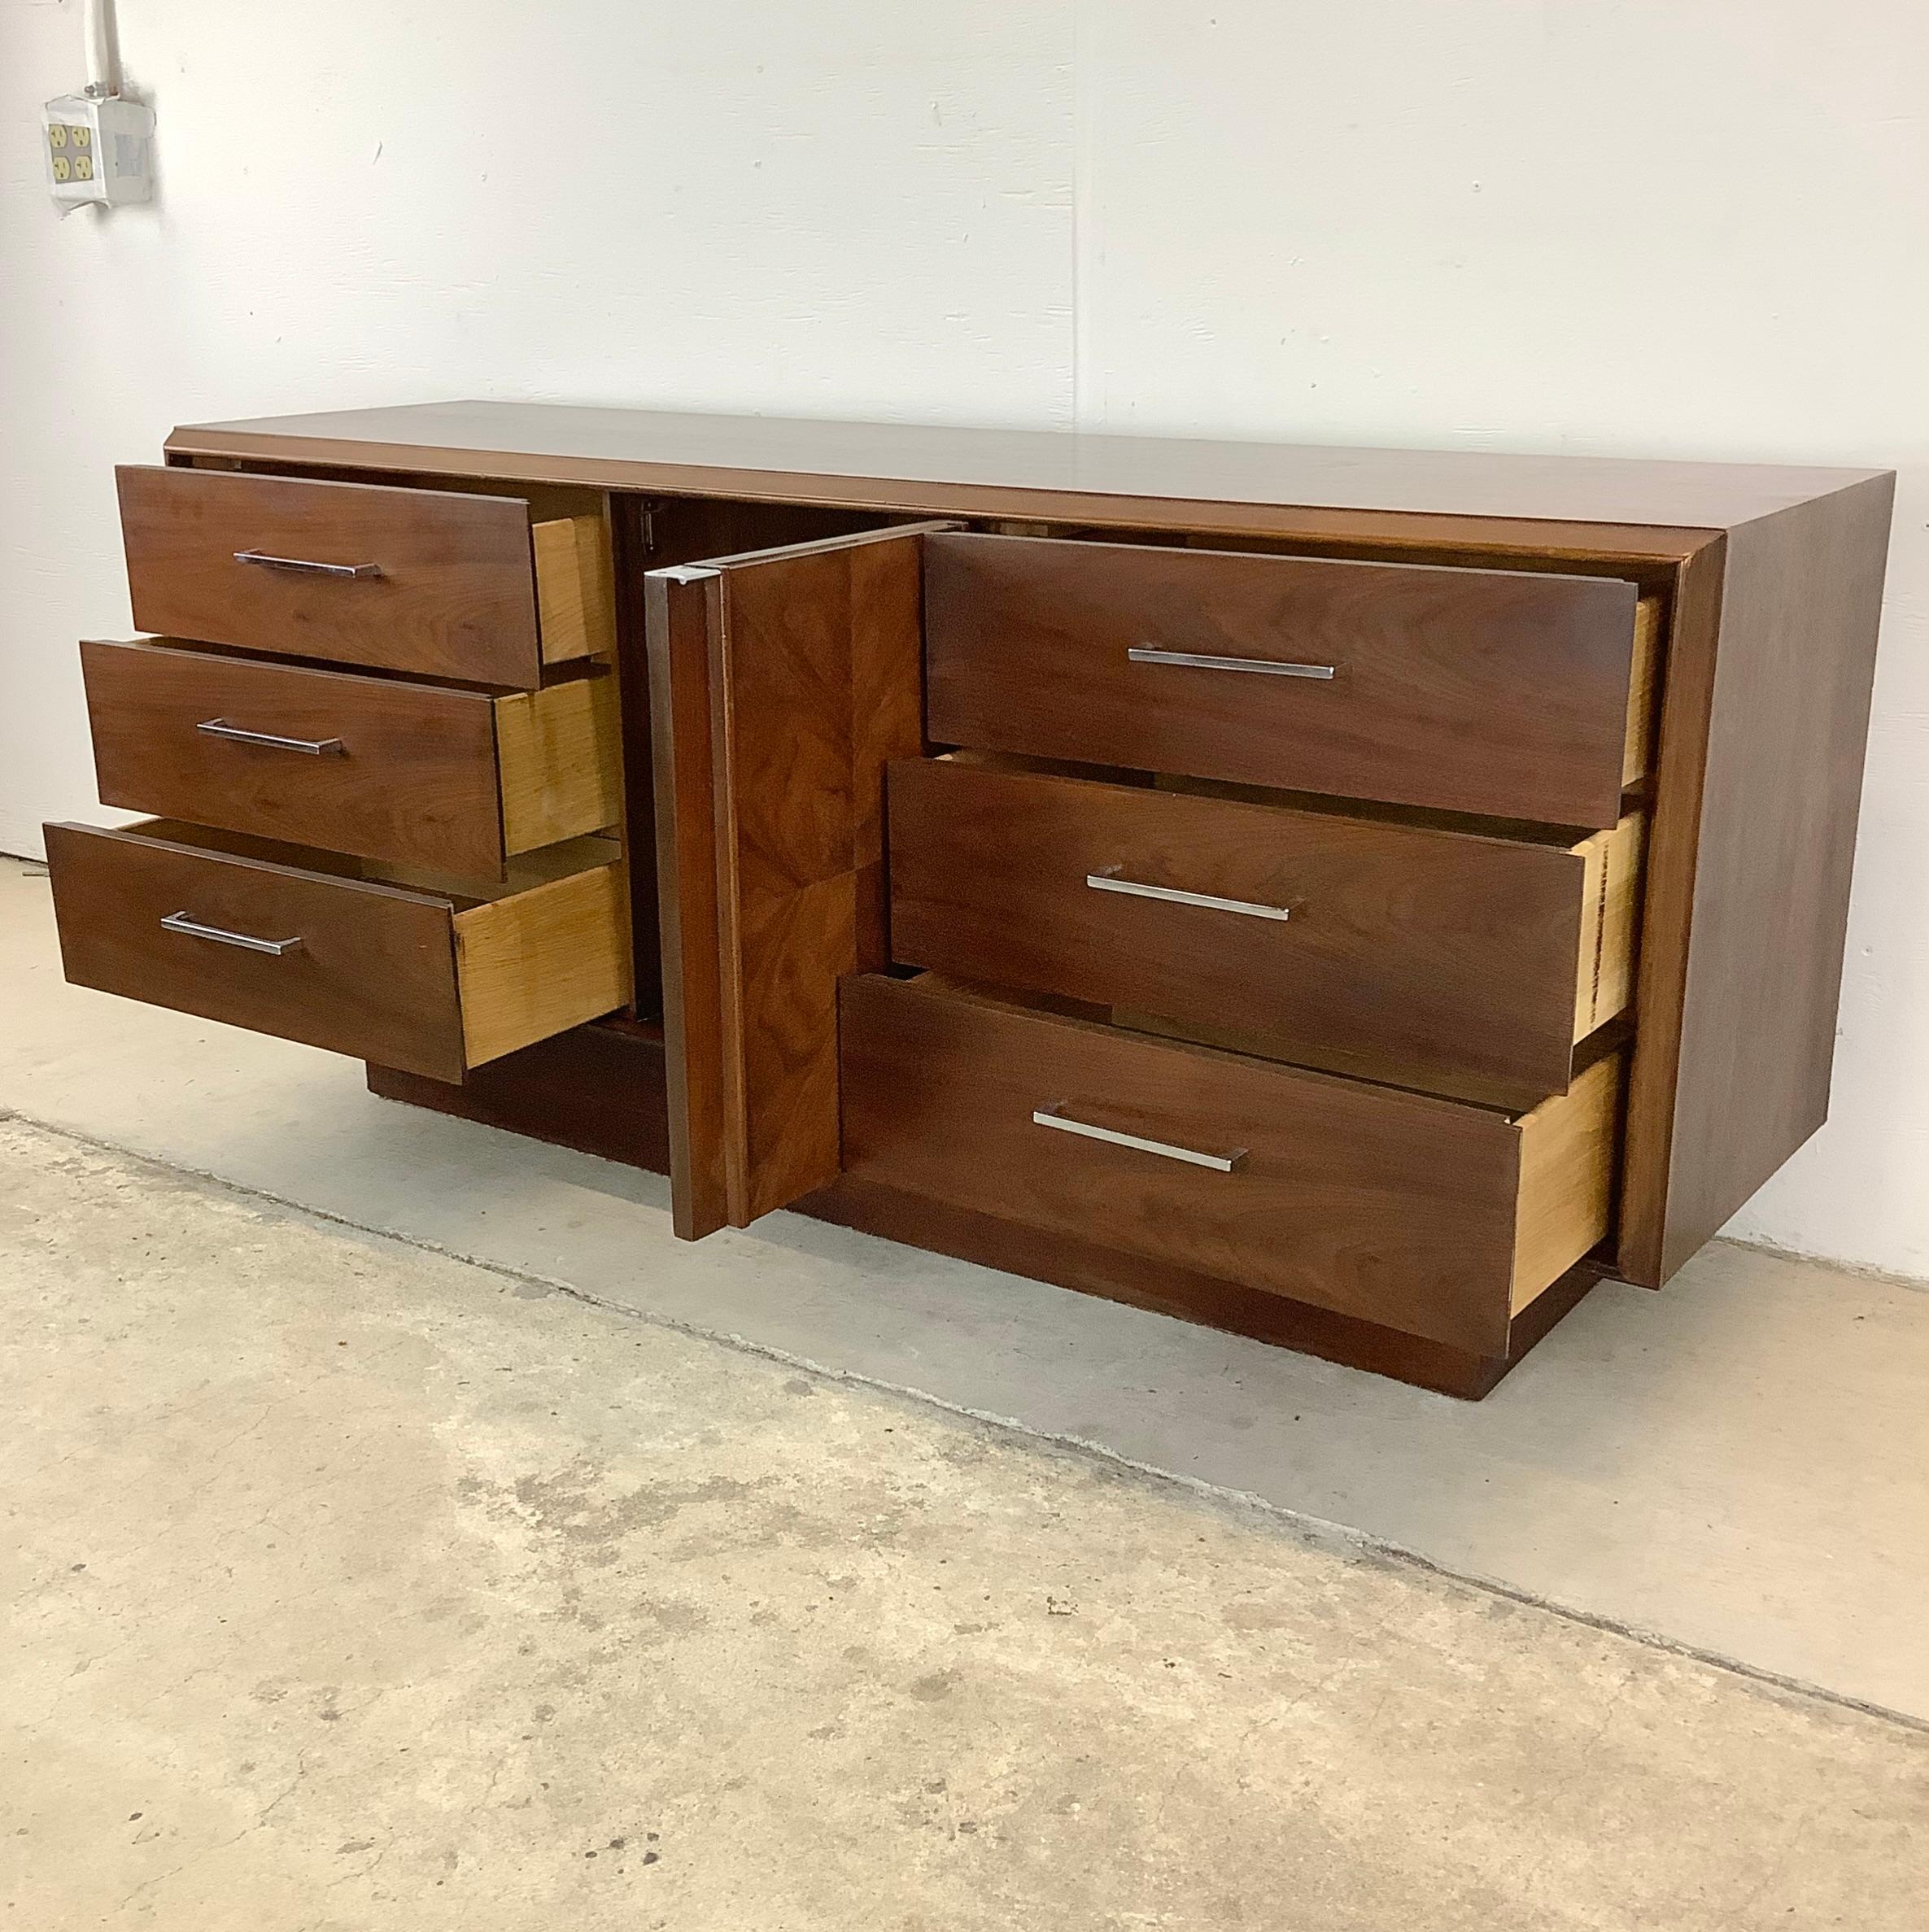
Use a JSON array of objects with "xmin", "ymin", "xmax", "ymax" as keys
[{"xmin": 43, "ymin": 93, "xmax": 153, "ymax": 212}]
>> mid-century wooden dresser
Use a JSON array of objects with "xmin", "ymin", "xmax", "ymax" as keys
[{"xmin": 45, "ymin": 403, "xmax": 1894, "ymax": 1396}]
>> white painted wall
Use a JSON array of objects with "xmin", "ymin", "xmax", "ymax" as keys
[{"xmin": 2, "ymin": 0, "xmax": 1923, "ymax": 1277}]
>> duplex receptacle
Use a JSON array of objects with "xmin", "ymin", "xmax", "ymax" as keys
[{"xmin": 43, "ymin": 92, "xmax": 154, "ymax": 211}]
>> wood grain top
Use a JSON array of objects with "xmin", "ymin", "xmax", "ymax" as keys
[{"xmin": 167, "ymin": 400, "xmax": 1887, "ymax": 534}]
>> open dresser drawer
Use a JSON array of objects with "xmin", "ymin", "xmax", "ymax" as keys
[
  {"xmin": 888, "ymin": 754, "xmax": 1643, "ymax": 1110},
  {"xmin": 840, "ymin": 974, "xmax": 1621, "ymax": 1357},
  {"xmin": 81, "ymin": 638, "xmax": 622, "ymax": 879},
  {"xmin": 116, "ymin": 466, "xmax": 614, "ymax": 687},
  {"xmin": 45, "ymin": 820, "xmax": 631, "ymax": 1084},
  {"xmin": 925, "ymin": 532, "xmax": 1661, "ymax": 827}
]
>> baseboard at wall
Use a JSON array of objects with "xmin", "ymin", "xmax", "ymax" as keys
[
  {"xmin": 1713, "ymin": 1232, "xmax": 1929, "ymax": 1294},
  {"xmin": 1, "ymin": 802, "xmax": 145, "ymax": 869},
  {"xmin": 0, "ymin": 815, "xmax": 49, "ymax": 866}
]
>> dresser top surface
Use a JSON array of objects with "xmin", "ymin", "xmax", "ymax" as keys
[{"xmin": 168, "ymin": 399, "xmax": 1888, "ymax": 534}]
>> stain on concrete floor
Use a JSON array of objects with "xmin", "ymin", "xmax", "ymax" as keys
[{"xmin": 2, "ymin": 1118, "xmax": 1924, "ymax": 1929}]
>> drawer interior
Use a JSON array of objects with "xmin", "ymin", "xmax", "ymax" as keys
[
  {"xmin": 318, "ymin": 833, "xmax": 636, "ymax": 1066},
  {"xmin": 493, "ymin": 672, "xmax": 623, "ymax": 859},
  {"xmin": 528, "ymin": 512, "xmax": 618, "ymax": 668}
]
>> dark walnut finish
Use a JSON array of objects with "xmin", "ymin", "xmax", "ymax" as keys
[
  {"xmin": 361, "ymin": 1022, "xmax": 1599, "ymax": 1401},
  {"xmin": 643, "ymin": 524, "xmax": 1641, "ymax": 1232},
  {"xmin": 81, "ymin": 636, "xmax": 620, "ymax": 879},
  {"xmin": 887, "ymin": 757, "xmax": 1631, "ymax": 1110},
  {"xmin": 47, "ymin": 818, "xmax": 474, "ymax": 1081},
  {"xmin": 118, "ymin": 465, "xmax": 556, "ymax": 687},
  {"xmin": 41, "ymin": 400, "xmax": 1890, "ymax": 1395},
  {"xmin": 838, "ymin": 974, "xmax": 1619, "ymax": 1358},
  {"xmin": 801, "ymin": 1175, "xmax": 1609, "ymax": 1401},
  {"xmin": 610, "ymin": 492, "xmax": 886, "ymax": 1017},
  {"xmin": 646, "ymin": 526, "xmax": 932, "ymax": 1237},
  {"xmin": 46, "ymin": 818, "xmax": 631, "ymax": 1084},
  {"xmin": 83, "ymin": 637, "xmax": 506, "ymax": 875},
  {"xmin": 168, "ymin": 399, "xmax": 1874, "ymax": 537},
  {"xmin": 924, "ymin": 533, "xmax": 1647, "ymax": 826},
  {"xmin": 1621, "ymin": 478, "xmax": 1896, "ymax": 1281},
  {"xmin": 368, "ymin": 1015, "xmax": 674, "ymax": 1175}
]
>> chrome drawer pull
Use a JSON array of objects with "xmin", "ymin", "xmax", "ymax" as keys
[
  {"xmin": 1032, "ymin": 1104, "xmax": 1246, "ymax": 1173},
  {"xmin": 160, "ymin": 912, "xmax": 303, "ymax": 957},
  {"xmin": 1128, "ymin": 645, "xmax": 1334, "ymax": 679},
  {"xmin": 196, "ymin": 718, "xmax": 344, "ymax": 757},
  {"xmin": 1086, "ymin": 867, "xmax": 1290, "ymax": 923},
  {"xmin": 233, "ymin": 549, "xmax": 383, "ymax": 580}
]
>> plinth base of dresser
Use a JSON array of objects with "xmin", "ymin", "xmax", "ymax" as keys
[
  {"xmin": 366, "ymin": 1018, "xmax": 1604, "ymax": 1398},
  {"xmin": 798, "ymin": 1180, "xmax": 1604, "ymax": 1400},
  {"xmin": 366, "ymin": 1015, "xmax": 673, "ymax": 1174}
]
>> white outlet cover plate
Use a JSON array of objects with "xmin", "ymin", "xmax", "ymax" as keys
[{"xmin": 44, "ymin": 94, "xmax": 155, "ymax": 210}]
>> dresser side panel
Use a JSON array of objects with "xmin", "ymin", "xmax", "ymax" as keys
[{"xmin": 1644, "ymin": 478, "xmax": 1895, "ymax": 1281}]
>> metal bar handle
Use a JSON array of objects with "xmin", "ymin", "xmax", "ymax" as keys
[
  {"xmin": 1031, "ymin": 1104, "xmax": 1246, "ymax": 1173},
  {"xmin": 159, "ymin": 911, "xmax": 303, "ymax": 957},
  {"xmin": 1128, "ymin": 645, "xmax": 1334, "ymax": 680},
  {"xmin": 196, "ymin": 718, "xmax": 344, "ymax": 757},
  {"xmin": 1086, "ymin": 867, "xmax": 1290, "ymax": 923},
  {"xmin": 233, "ymin": 549, "xmax": 382, "ymax": 580}
]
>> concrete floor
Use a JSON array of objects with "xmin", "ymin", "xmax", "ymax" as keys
[
  {"xmin": 5, "ymin": 857, "xmax": 1928, "ymax": 1723},
  {"xmin": 7, "ymin": 1117, "xmax": 1927, "ymax": 1928}
]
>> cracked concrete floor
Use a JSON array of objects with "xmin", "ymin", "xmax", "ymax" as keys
[{"xmin": 3, "ymin": 1118, "xmax": 1927, "ymax": 1929}]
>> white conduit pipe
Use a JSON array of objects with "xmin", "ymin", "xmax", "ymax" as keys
[{"xmin": 83, "ymin": 0, "xmax": 123, "ymax": 96}]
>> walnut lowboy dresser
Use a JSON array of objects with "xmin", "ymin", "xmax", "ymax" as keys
[{"xmin": 45, "ymin": 403, "xmax": 1895, "ymax": 1397}]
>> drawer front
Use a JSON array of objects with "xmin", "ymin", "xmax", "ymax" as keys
[
  {"xmin": 45, "ymin": 822, "xmax": 632, "ymax": 1083},
  {"xmin": 924, "ymin": 533, "xmax": 1651, "ymax": 827},
  {"xmin": 888, "ymin": 759, "xmax": 1637, "ymax": 1109},
  {"xmin": 117, "ymin": 467, "xmax": 611, "ymax": 687},
  {"xmin": 840, "ymin": 975, "xmax": 1621, "ymax": 1353},
  {"xmin": 84, "ymin": 639, "xmax": 504, "ymax": 875},
  {"xmin": 46, "ymin": 820, "xmax": 469, "ymax": 1080},
  {"xmin": 81, "ymin": 639, "xmax": 621, "ymax": 878}
]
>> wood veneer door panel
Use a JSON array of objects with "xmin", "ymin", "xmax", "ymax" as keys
[
  {"xmin": 118, "ymin": 465, "xmax": 545, "ymax": 687},
  {"xmin": 888, "ymin": 759, "xmax": 1593, "ymax": 1110},
  {"xmin": 838, "ymin": 975, "xmax": 1525, "ymax": 1353},
  {"xmin": 646, "ymin": 568, "xmax": 732, "ymax": 1238},
  {"xmin": 44, "ymin": 820, "xmax": 467, "ymax": 1081},
  {"xmin": 644, "ymin": 527, "xmax": 932, "ymax": 1237},
  {"xmin": 925, "ymin": 533, "xmax": 1642, "ymax": 827},
  {"xmin": 81, "ymin": 638, "xmax": 509, "ymax": 877}
]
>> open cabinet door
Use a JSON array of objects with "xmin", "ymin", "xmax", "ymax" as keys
[{"xmin": 644, "ymin": 525, "xmax": 941, "ymax": 1238}]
